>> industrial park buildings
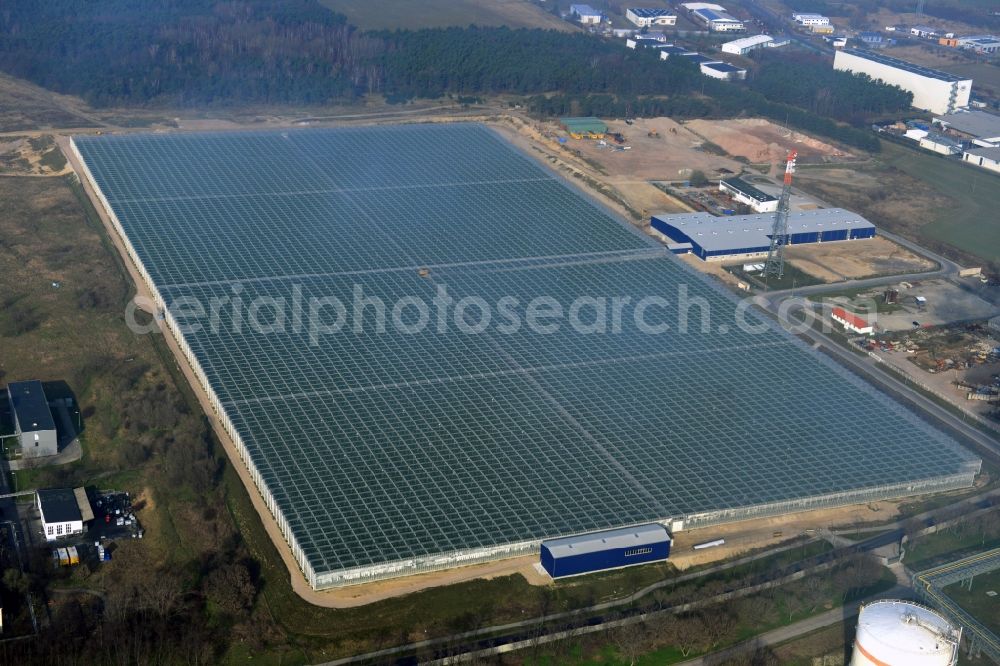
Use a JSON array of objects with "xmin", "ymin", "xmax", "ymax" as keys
[
  {"xmin": 626, "ymin": 8, "xmax": 677, "ymax": 27},
  {"xmin": 721, "ymin": 34, "xmax": 773, "ymax": 55},
  {"xmin": 833, "ymin": 48, "xmax": 972, "ymax": 115},
  {"xmin": 681, "ymin": 3, "xmax": 744, "ymax": 32},
  {"xmin": 6, "ymin": 380, "xmax": 58, "ymax": 458},
  {"xmin": 651, "ymin": 208, "xmax": 877, "ymax": 261}
]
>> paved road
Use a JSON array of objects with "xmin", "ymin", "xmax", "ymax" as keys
[
  {"xmin": 766, "ymin": 302, "xmax": 1000, "ymax": 462},
  {"xmin": 767, "ymin": 229, "xmax": 964, "ymax": 299},
  {"xmin": 674, "ymin": 585, "xmax": 913, "ymax": 666}
]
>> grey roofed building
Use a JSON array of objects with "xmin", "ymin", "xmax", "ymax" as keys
[
  {"xmin": 651, "ymin": 207, "xmax": 876, "ymax": 256},
  {"xmin": 920, "ymin": 132, "xmax": 963, "ymax": 153},
  {"xmin": 8, "ymin": 380, "xmax": 55, "ymax": 431},
  {"xmin": 627, "ymin": 7, "xmax": 676, "ymax": 19},
  {"xmin": 702, "ymin": 62, "xmax": 744, "ymax": 73},
  {"xmin": 37, "ymin": 488, "xmax": 83, "ymax": 524},
  {"xmin": 934, "ymin": 110, "xmax": 1000, "ymax": 145},
  {"xmin": 541, "ymin": 524, "xmax": 670, "ymax": 557},
  {"xmin": 7, "ymin": 380, "xmax": 58, "ymax": 458},
  {"xmin": 659, "ymin": 45, "xmax": 697, "ymax": 57},
  {"xmin": 965, "ymin": 145, "xmax": 1000, "ymax": 158},
  {"xmin": 682, "ymin": 53, "xmax": 716, "ymax": 64},
  {"xmin": 720, "ymin": 177, "xmax": 777, "ymax": 205}
]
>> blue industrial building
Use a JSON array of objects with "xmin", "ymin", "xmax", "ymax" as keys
[
  {"xmin": 650, "ymin": 208, "xmax": 877, "ymax": 261},
  {"xmin": 540, "ymin": 524, "xmax": 671, "ymax": 578}
]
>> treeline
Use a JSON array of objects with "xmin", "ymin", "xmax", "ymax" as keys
[
  {"xmin": 379, "ymin": 27, "xmax": 706, "ymax": 99},
  {"xmin": 0, "ymin": 0, "xmax": 381, "ymax": 105},
  {"xmin": 2, "ymin": 0, "xmax": 892, "ymax": 151},
  {"xmin": 782, "ymin": 0, "xmax": 844, "ymax": 16},
  {"xmin": 748, "ymin": 52, "xmax": 914, "ymax": 123}
]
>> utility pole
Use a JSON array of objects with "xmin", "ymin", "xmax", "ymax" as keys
[{"xmin": 763, "ymin": 150, "xmax": 797, "ymax": 281}]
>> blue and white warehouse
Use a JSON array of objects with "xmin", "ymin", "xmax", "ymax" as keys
[
  {"xmin": 650, "ymin": 208, "xmax": 877, "ymax": 261},
  {"xmin": 540, "ymin": 524, "xmax": 671, "ymax": 578}
]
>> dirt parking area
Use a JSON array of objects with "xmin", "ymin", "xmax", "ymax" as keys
[
  {"xmin": 670, "ymin": 500, "xmax": 902, "ymax": 570},
  {"xmin": 565, "ymin": 117, "xmax": 743, "ymax": 181},
  {"xmin": 785, "ymin": 237, "xmax": 936, "ymax": 283},
  {"xmin": 685, "ymin": 118, "xmax": 855, "ymax": 166},
  {"xmin": 878, "ymin": 280, "xmax": 998, "ymax": 331}
]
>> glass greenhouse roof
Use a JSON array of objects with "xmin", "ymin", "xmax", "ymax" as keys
[{"xmin": 74, "ymin": 124, "xmax": 978, "ymax": 580}]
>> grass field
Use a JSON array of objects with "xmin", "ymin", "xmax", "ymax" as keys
[
  {"xmin": 525, "ymin": 564, "xmax": 897, "ymax": 665},
  {"xmin": 318, "ymin": 0, "xmax": 574, "ymax": 30},
  {"xmin": 795, "ymin": 140, "xmax": 1000, "ymax": 269},
  {"xmin": 877, "ymin": 141, "xmax": 1000, "ymax": 265},
  {"xmin": 945, "ymin": 568, "xmax": 1000, "ymax": 634}
]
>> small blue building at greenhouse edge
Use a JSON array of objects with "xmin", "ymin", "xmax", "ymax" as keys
[{"xmin": 540, "ymin": 524, "xmax": 671, "ymax": 578}]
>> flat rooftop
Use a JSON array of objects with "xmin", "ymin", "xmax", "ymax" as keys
[
  {"xmin": 628, "ymin": 8, "xmax": 676, "ymax": 17},
  {"xmin": 723, "ymin": 35, "xmax": 773, "ymax": 48},
  {"xmin": 38, "ymin": 488, "xmax": 82, "ymax": 523},
  {"xmin": 703, "ymin": 62, "xmax": 745, "ymax": 73},
  {"xmin": 683, "ymin": 53, "xmax": 716, "ymax": 64},
  {"xmin": 7, "ymin": 380, "xmax": 55, "ymax": 432},
  {"xmin": 74, "ymin": 124, "xmax": 978, "ymax": 587},
  {"xmin": 935, "ymin": 110, "xmax": 1000, "ymax": 140},
  {"xmin": 652, "ymin": 207, "xmax": 876, "ymax": 252},
  {"xmin": 721, "ymin": 177, "xmax": 777, "ymax": 203},
  {"xmin": 695, "ymin": 7, "xmax": 740, "ymax": 22},
  {"xmin": 543, "ymin": 523, "xmax": 669, "ymax": 557},
  {"xmin": 839, "ymin": 48, "xmax": 968, "ymax": 83},
  {"xmin": 965, "ymin": 146, "xmax": 1000, "ymax": 160}
]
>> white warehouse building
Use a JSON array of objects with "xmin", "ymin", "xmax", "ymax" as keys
[
  {"xmin": 833, "ymin": 48, "xmax": 972, "ymax": 115},
  {"xmin": 570, "ymin": 4, "xmax": 603, "ymax": 24},
  {"xmin": 793, "ymin": 13, "xmax": 830, "ymax": 26},
  {"xmin": 721, "ymin": 34, "xmax": 773, "ymax": 54},
  {"xmin": 962, "ymin": 146, "xmax": 1000, "ymax": 173},
  {"xmin": 682, "ymin": 3, "xmax": 744, "ymax": 32},
  {"xmin": 626, "ymin": 8, "xmax": 677, "ymax": 27},
  {"xmin": 701, "ymin": 62, "xmax": 747, "ymax": 80}
]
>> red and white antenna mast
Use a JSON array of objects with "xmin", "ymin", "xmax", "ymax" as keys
[{"xmin": 764, "ymin": 150, "xmax": 798, "ymax": 280}]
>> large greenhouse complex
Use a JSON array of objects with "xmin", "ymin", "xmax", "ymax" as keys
[{"xmin": 71, "ymin": 124, "xmax": 980, "ymax": 590}]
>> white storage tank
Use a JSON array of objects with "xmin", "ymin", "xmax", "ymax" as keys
[{"xmin": 850, "ymin": 600, "xmax": 960, "ymax": 666}]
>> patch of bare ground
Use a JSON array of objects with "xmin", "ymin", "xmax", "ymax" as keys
[
  {"xmin": 670, "ymin": 500, "xmax": 901, "ymax": 570},
  {"xmin": 786, "ymin": 237, "xmax": 936, "ymax": 283},
  {"xmin": 0, "ymin": 135, "xmax": 71, "ymax": 176},
  {"xmin": 685, "ymin": 118, "xmax": 854, "ymax": 166},
  {"xmin": 567, "ymin": 116, "xmax": 743, "ymax": 180}
]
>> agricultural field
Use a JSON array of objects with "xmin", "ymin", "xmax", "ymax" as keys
[{"xmin": 318, "ymin": 0, "xmax": 573, "ymax": 30}]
